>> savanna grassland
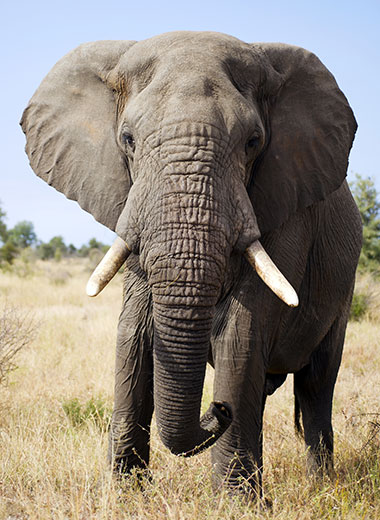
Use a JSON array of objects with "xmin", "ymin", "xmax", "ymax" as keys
[{"xmin": 0, "ymin": 257, "xmax": 379, "ymax": 519}]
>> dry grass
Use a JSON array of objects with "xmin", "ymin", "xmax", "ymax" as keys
[
  {"xmin": 0, "ymin": 304, "xmax": 36, "ymax": 386},
  {"xmin": 0, "ymin": 261, "xmax": 379, "ymax": 519}
]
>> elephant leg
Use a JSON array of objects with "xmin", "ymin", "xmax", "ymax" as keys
[
  {"xmin": 293, "ymin": 315, "xmax": 347, "ymax": 478},
  {"xmin": 108, "ymin": 256, "xmax": 154, "ymax": 476},
  {"xmin": 211, "ymin": 374, "xmax": 266, "ymax": 498},
  {"xmin": 211, "ymin": 298, "xmax": 266, "ymax": 497}
]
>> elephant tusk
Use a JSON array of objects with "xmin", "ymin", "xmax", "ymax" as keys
[
  {"xmin": 86, "ymin": 237, "xmax": 131, "ymax": 297},
  {"xmin": 245, "ymin": 241, "xmax": 299, "ymax": 307}
]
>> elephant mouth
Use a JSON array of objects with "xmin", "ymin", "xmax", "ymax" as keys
[{"xmin": 86, "ymin": 235, "xmax": 299, "ymax": 308}]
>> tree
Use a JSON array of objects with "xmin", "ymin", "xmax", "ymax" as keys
[
  {"xmin": 0, "ymin": 203, "xmax": 18, "ymax": 265},
  {"xmin": 36, "ymin": 242, "xmax": 54, "ymax": 260},
  {"xmin": 0, "ymin": 203, "xmax": 7, "ymax": 244},
  {"xmin": 0, "ymin": 240, "xmax": 18, "ymax": 265},
  {"xmin": 350, "ymin": 174, "xmax": 380, "ymax": 270},
  {"xmin": 7, "ymin": 221, "xmax": 37, "ymax": 249},
  {"xmin": 88, "ymin": 238, "xmax": 104, "ymax": 250},
  {"xmin": 78, "ymin": 237, "xmax": 108, "ymax": 257},
  {"xmin": 0, "ymin": 212, "xmax": 39, "ymax": 266},
  {"xmin": 36, "ymin": 236, "xmax": 67, "ymax": 260},
  {"xmin": 67, "ymin": 244, "xmax": 77, "ymax": 256},
  {"xmin": 49, "ymin": 236, "xmax": 67, "ymax": 256}
]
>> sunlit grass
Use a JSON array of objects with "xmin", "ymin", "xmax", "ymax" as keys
[{"xmin": 0, "ymin": 261, "xmax": 379, "ymax": 518}]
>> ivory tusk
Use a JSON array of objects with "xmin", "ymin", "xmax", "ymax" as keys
[
  {"xmin": 245, "ymin": 241, "xmax": 299, "ymax": 307},
  {"xmin": 86, "ymin": 237, "xmax": 131, "ymax": 297}
]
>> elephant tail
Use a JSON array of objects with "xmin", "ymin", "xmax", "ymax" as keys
[{"xmin": 294, "ymin": 393, "xmax": 303, "ymax": 437}]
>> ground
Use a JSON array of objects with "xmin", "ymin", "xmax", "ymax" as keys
[{"xmin": 0, "ymin": 257, "xmax": 379, "ymax": 519}]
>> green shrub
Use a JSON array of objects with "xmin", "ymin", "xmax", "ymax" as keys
[
  {"xmin": 350, "ymin": 292, "xmax": 369, "ymax": 321},
  {"xmin": 62, "ymin": 396, "xmax": 111, "ymax": 431}
]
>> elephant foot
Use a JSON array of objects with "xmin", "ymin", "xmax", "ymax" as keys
[
  {"xmin": 212, "ymin": 476, "xmax": 272, "ymax": 511},
  {"xmin": 108, "ymin": 417, "xmax": 151, "ymax": 479},
  {"xmin": 111, "ymin": 457, "xmax": 151, "ymax": 482},
  {"xmin": 306, "ymin": 448, "xmax": 336, "ymax": 482},
  {"xmin": 112, "ymin": 466, "xmax": 153, "ymax": 502},
  {"xmin": 211, "ymin": 458, "xmax": 263, "ymax": 503}
]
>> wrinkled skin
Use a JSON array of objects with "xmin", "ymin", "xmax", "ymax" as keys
[{"xmin": 21, "ymin": 32, "xmax": 362, "ymax": 495}]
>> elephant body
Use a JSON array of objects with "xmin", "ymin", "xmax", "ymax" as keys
[
  {"xmin": 21, "ymin": 32, "xmax": 362, "ymax": 495},
  {"xmin": 211, "ymin": 180, "xmax": 361, "ymax": 484}
]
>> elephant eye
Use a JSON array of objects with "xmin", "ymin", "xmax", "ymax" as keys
[
  {"xmin": 121, "ymin": 132, "xmax": 135, "ymax": 150},
  {"xmin": 246, "ymin": 136, "xmax": 260, "ymax": 149},
  {"xmin": 245, "ymin": 131, "xmax": 263, "ymax": 159}
]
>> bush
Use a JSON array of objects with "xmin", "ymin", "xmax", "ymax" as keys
[
  {"xmin": 62, "ymin": 396, "xmax": 111, "ymax": 431},
  {"xmin": 9, "ymin": 247, "xmax": 37, "ymax": 278},
  {"xmin": 350, "ymin": 273, "xmax": 380, "ymax": 322},
  {"xmin": 0, "ymin": 240, "xmax": 19, "ymax": 266},
  {"xmin": 0, "ymin": 304, "xmax": 36, "ymax": 385},
  {"xmin": 350, "ymin": 292, "xmax": 369, "ymax": 321}
]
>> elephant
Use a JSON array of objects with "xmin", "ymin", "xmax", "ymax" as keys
[{"xmin": 21, "ymin": 31, "xmax": 362, "ymax": 496}]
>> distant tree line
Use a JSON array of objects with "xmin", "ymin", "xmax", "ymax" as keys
[{"xmin": 0, "ymin": 206, "xmax": 109, "ymax": 267}]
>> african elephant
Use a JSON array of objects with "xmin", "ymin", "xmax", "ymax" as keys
[{"xmin": 21, "ymin": 31, "xmax": 362, "ymax": 495}]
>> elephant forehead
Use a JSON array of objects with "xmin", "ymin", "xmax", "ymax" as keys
[
  {"xmin": 131, "ymin": 31, "xmax": 248, "ymax": 58},
  {"xmin": 118, "ymin": 31, "xmax": 256, "ymax": 81}
]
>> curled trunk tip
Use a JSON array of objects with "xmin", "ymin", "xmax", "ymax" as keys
[{"xmin": 160, "ymin": 401, "xmax": 233, "ymax": 457}]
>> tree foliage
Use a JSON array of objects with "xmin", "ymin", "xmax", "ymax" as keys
[
  {"xmin": 78, "ymin": 238, "xmax": 109, "ymax": 257},
  {"xmin": 7, "ymin": 221, "xmax": 37, "ymax": 249},
  {"xmin": 0, "ymin": 205, "xmax": 18, "ymax": 265},
  {"xmin": 36, "ymin": 235, "xmax": 68, "ymax": 260},
  {"xmin": 350, "ymin": 174, "xmax": 380, "ymax": 271},
  {"xmin": 0, "ymin": 204, "xmax": 7, "ymax": 244},
  {"xmin": 0, "ymin": 212, "xmax": 38, "ymax": 265},
  {"xmin": 0, "ymin": 241, "xmax": 19, "ymax": 265}
]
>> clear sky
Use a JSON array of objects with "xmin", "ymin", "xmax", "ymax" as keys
[{"xmin": 1, "ymin": 0, "xmax": 379, "ymax": 247}]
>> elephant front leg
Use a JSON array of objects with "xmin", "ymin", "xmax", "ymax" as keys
[
  {"xmin": 108, "ymin": 257, "xmax": 154, "ymax": 476},
  {"xmin": 210, "ymin": 388, "xmax": 266, "ymax": 498},
  {"xmin": 211, "ymin": 305, "xmax": 266, "ymax": 498}
]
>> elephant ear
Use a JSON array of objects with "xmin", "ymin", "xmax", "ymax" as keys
[
  {"xmin": 249, "ymin": 43, "xmax": 357, "ymax": 234},
  {"xmin": 21, "ymin": 40, "xmax": 136, "ymax": 231}
]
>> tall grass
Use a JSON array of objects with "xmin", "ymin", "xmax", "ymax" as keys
[
  {"xmin": 0, "ymin": 303, "xmax": 36, "ymax": 385},
  {"xmin": 0, "ymin": 261, "xmax": 379, "ymax": 518}
]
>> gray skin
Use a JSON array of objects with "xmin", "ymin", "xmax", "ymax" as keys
[{"xmin": 21, "ymin": 31, "xmax": 362, "ymax": 495}]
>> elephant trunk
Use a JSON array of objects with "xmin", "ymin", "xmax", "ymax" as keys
[
  {"xmin": 139, "ymin": 157, "xmax": 236, "ymax": 453},
  {"xmin": 152, "ymin": 284, "xmax": 232, "ymax": 456},
  {"xmin": 142, "ymin": 192, "xmax": 232, "ymax": 456}
]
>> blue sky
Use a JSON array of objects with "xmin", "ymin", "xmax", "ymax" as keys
[{"xmin": 1, "ymin": 0, "xmax": 379, "ymax": 247}]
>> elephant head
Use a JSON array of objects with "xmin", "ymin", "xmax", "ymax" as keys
[{"xmin": 21, "ymin": 32, "xmax": 356, "ymax": 456}]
